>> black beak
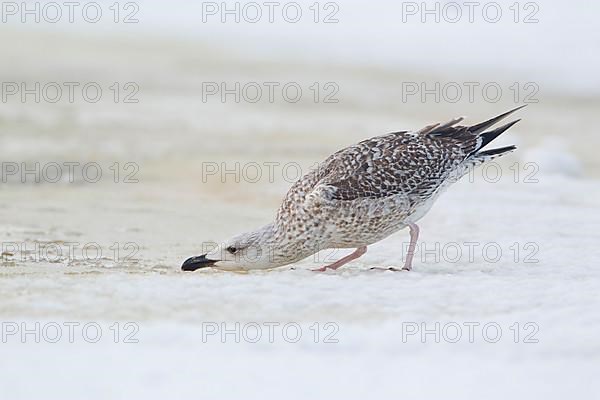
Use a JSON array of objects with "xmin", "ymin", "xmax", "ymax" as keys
[{"xmin": 181, "ymin": 254, "xmax": 216, "ymax": 271}]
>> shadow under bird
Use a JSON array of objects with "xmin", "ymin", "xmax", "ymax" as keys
[{"xmin": 182, "ymin": 105, "xmax": 525, "ymax": 272}]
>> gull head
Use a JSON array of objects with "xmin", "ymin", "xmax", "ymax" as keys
[{"xmin": 181, "ymin": 223, "xmax": 303, "ymax": 271}]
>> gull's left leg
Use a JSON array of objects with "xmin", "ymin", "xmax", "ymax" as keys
[
  {"xmin": 402, "ymin": 222, "xmax": 420, "ymax": 271},
  {"xmin": 312, "ymin": 246, "xmax": 367, "ymax": 272},
  {"xmin": 371, "ymin": 222, "xmax": 420, "ymax": 272}
]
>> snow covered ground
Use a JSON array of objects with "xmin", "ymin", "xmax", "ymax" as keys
[{"xmin": 1, "ymin": 1, "xmax": 600, "ymax": 398}]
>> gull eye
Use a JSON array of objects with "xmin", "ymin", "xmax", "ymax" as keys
[{"xmin": 226, "ymin": 246, "xmax": 237, "ymax": 254}]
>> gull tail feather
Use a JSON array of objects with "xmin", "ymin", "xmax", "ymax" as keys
[{"xmin": 476, "ymin": 145, "xmax": 517, "ymax": 158}]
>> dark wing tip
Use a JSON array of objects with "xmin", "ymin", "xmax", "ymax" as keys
[
  {"xmin": 468, "ymin": 105, "xmax": 527, "ymax": 135},
  {"xmin": 477, "ymin": 119, "xmax": 521, "ymax": 151}
]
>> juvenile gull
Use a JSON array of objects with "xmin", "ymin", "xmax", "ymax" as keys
[{"xmin": 182, "ymin": 106, "xmax": 525, "ymax": 272}]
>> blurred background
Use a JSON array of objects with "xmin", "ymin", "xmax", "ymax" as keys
[{"xmin": 1, "ymin": 1, "xmax": 599, "ymax": 398}]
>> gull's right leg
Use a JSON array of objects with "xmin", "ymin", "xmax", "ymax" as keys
[{"xmin": 312, "ymin": 246, "xmax": 367, "ymax": 272}]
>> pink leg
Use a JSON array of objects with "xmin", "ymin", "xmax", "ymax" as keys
[
  {"xmin": 402, "ymin": 222, "xmax": 419, "ymax": 271},
  {"xmin": 312, "ymin": 246, "xmax": 367, "ymax": 272},
  {"xmin": 370, "ymin": 222, "xmax": 420, "ymax": 272}
]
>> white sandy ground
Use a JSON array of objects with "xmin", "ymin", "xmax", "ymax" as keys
[
  {"xmin": 2, "ymin": 173, "xmax": 600, "ymax": 399},
  {"xmin": 2, "ymin": 15, "xmax": 600, "ymax": 398}
]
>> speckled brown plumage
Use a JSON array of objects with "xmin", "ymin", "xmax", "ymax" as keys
[{"xmin": 182, "ymin": 106, "xmax": 525, "ymax": 272}]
